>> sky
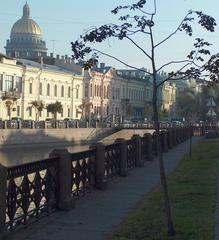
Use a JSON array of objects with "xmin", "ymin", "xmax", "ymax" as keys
[{"xmin": 0, "ymin": 0, "xmax": 219, "ymax": 72}]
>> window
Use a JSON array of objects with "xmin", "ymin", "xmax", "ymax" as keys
[
  {"xmin": 17, "ymin": 106, "xmax": 20, "ymax": 116},
  {"xmin": 39, "ymin": 82, "xmax": 42, "ymax": 95},
  {"xmin": 61, "ymin": 85, "xmax": 64, "ymax": 97},
  {"xmin": 95, "ymin": 85, "xmax": 97, "ymax": 96},
  {"xmin": 107, "ymin": 85, "xmax": 109, "ymax": 98},
  {"xmin": 5, "ymin": 75, "xmax": 13, "ymax": 92},
  {"xmin": 0, "ymin": 74, "xmax": 3, "ymax": 91},
  {"xmin": 112, "ymin": 87, "xmax": 115, "ymax": 99},
  {"xmin": 76, "ymin": 86, "xmax": 79, "ymax": 99},
  {"xmin": 54, "ymin": 85, "xmax": 57, "ymax": 97},
  {"xmin": 15, "ymin": 77, "xmax": 22, "ymax": 92},
  {"xmin": 68, "ymin": 108, "xmax": 70, "ymax": 117},
  {"xmin": 85, "ymin": 83, "xmax": 88, "ymax": 97},
  {"xmin": 29, "ymin": 107, "xmax": 32, "ymax": 117},
  {"xmin": 68, "ymin": 86, "xmax": 71, "ymax": 98},
  {"xmin": 47, "ymin": 83, "xmax": 50, "ymax": 96},
  {"xmin": 104, "ymin": 86, "xmax": 106, "ymax": 98},
  {"xmin": 61, "ymin": 108, "xmax": 63, "ymax": 117},
  {"xmin": 90, "ymin": 84, "xmax": 93, "ymax": 97},
  {"xmin": 29, "ymin": 82, "xmax": 32, "ymax": 94}
]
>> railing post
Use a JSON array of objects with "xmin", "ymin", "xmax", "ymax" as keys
[
  {"xmin": 131, "ymin": 135, "xmax": 143, "ymax": 167},
  {"xmin": 115, "ymin": 138, "xmax": 127, "ymax": 177},
  {"xmin": 95, "ymin": 143, "xmax": 107, "ymax": 190},
  {"xmin": 49, "ymin": 149, "xmax": 74, "ymax": 210},
  {"xmin": 152, "ymin": 131, "xmax": 159, "ymax": 156},
  {"xmin": 167, "ymin": 129, "xmax": 173, "ymax": 149},
  {"xmin": 143, "ymin": 133, "xmax": 153, "ymax": 161},
  {"xmin": 161, "ymin": 130, "xmax": 168, "ymax": 152},
  {"xmin": 3, "ymin": 121, "xmax": 7, "ymax": 129},
  {"xmin": 0, "ymin": 164, "xmax": 7, "ymax": 236}
]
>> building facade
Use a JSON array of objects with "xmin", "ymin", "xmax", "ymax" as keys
[{"xmin": 0, "ymin": 54, "xmax": 83, "ymax": 120}]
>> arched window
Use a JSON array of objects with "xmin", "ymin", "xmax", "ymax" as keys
[
  {"xmin": 90, "ymin": 84, "xmax": 93, "ymax": 97},
  {"xmin": 47, "ymin": 83, "xmax": 50, "ymax": 96},
  {"xmin": 95, "ymin": 85, "xmax": 97, "ymax": 96},
  {"xmin": 68, "ymin": 86, "xmax": 71, "ymax": 98},
  {"xmin": 54, "ymin": 85, "xmax": 57, "ymax": 97},
  {"xmin": 39, "ymin": 82, "xmax": 42, "ymax": 95},
  {"xmin": 61, "ymin": 85, "xmax": 64, "ymax": 97}
]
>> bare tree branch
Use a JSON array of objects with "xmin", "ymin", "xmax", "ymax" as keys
[
  {"xmin": 126, "ymin": 36, "xmax": 152, "ymax": 60},
  {"xmin": 154, "ymin": 13, "xmax": 190, "ymax": 48},
  {"xmin": 157, "ymin": 59, "xmax": 201, "ymax": 72},
  {"xmin": 92, "ymin": 48, "xmax": 152, "ymax": 75}
]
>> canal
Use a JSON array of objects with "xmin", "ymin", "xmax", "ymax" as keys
[{"xmin": 0, "ymin": 144, "xmax": 90, "ymax": 167}]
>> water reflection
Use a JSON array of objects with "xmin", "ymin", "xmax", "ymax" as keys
[{"xmin": 0, "ymin": 144, "xmax": 89, "ymax": 167}]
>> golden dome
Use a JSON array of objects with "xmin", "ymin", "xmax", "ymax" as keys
[{"xmin": 11, "ymin": 3, "xmax": 42, "ymax": 36}]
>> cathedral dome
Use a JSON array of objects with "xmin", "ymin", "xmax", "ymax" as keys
[
  {"xmin": 11, "ymin": 3, "xmax": 42, "ymax": 36},
  {"xmin": 5, "ymin": 2, "xmax": 47, "ymax": 59}
]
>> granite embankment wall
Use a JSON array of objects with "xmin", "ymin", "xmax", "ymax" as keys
[
  {"xmin": 0, "ymin": 128, "xmax": 107, "ymax": 147},
  {"xmin": 101, "ymin": 129, "xmax": 155, "ymax": 144}
]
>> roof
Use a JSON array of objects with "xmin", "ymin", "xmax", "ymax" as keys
[{"xmin": 17, "ymin": 58, "xmax": 77, "ymax": 75}]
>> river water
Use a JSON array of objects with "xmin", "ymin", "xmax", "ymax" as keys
[{"xmin": 0, "ymin": 144, "xmax": 90, "ymax": 167}]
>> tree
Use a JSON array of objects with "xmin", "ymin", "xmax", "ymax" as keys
[
  {"xmin": 30, "ymin": 100, "xmax": 45, "ymax": 121},
  {"xmin": 176, "ymin": 88, "xmax": 198, "ymax": 121},
  {"xmin": 47, "ymin": 101, "xmax": 63, "ymax": 120},
  {"xmin": 71, "ymin": 0, "xmax": 219, "ymax": 236},
  {"xmin": 4, "ymin": 100, "xmax": 14, "ymax": 120},
  {"xmin": 159, "ymin": 108, "xmax": 169, "ymax": 120}
]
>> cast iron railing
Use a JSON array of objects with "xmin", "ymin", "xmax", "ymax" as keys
[
  {"xmin": 104, "ymin": 143, "xmax": 121, "ymax": 180},
  {"xmin": 6, "ymin": 157, "xmax": 59, "ymax": 231},
  {"xmin": 127, "ymin": 139, "xmax": 137, "ymax": 169},
  {"xmin": 71, "ymin": 149, "xmax": 96, "ymax": 198}
]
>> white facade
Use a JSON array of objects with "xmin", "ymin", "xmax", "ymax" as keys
[{"xmin": 0, "ymin": 55, "xmax": 83, "ymax": 120}]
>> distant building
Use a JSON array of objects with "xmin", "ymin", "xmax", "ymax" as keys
[
  {"xmin": 0, "ymin": 54, "xmax": 83, "ymax": 120},
  {"xmin": 5, "ymin": 3, "xmax": 47, "ymax": 60}
]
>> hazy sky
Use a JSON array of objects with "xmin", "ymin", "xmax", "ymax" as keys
[{"xmin": 0, "ymin": 0, "xmax": 219, "ymax": 71}]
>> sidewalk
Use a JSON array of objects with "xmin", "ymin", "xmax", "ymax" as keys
[{"xmin": 8, "ymin": 137, "xmax": 201, "ymax": 240}]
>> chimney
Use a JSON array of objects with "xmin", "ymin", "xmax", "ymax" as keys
[
  {"xmin": 100, "ymin": 63, "xmax": 105, "ymax": 68},
  {"xmin": 50, "ymin": 53, "xmax": 54, "ymax": 58}
]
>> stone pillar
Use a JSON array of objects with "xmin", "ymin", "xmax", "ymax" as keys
[
  {"xmin": 161, "ymin": 130, "xmax": 168, "ymax": 152},
  {"xmin": 49, "ymin": 149, "xmax": 74, "ymax": 210},
  {"xmin": 86, "ymin": 121, "xmax": 89, "ymax": 128},
  {"xmin": 76, "ymin": 121, "xmax": 79, "ymax": 128},
  {"xmin": 131, "ymin": 135, "xmax": 143, "ymax": 167},
  {"xmin": 172, "ymin": 128, "xmax": 177, "ymax": 146},
  {"xmin": 115, "ymin": 138, "xmax": 127, "ymax": 177},
  {"xmin": 31, "ymin": 121, "xmax": 35, "ymax": 129},
  {"xmin": 0, "ymin": 164, "xmax": 7, "ymax": 234},
  {"xmin": 152, "ymin": 132, "xmax": 159, "ymax": 156},
  {"xmin": 143, "ymin": 133, "xmax": 153, "ymax": 161},
  {"xmin": 167, "ymin": 129, "xmax": 173, "ymax": 149},
  {"xmin": 95, "ymin": 143, "xmax": 107, "ymax": 190},
  {"xmin": 2, "ymin": 121, "xmax": 7, "ymax": 129},
  {"xmin": 17, "ymin": 120, "xmax": 21, "ymax": 129}
]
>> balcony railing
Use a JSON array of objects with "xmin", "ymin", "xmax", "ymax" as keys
[{"xmin": 2, "ymin": 91, "xmax": 21, "ymax": 100}]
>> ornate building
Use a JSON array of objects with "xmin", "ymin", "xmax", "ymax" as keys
[{"xmin": 5, "ymin": 3, "xmax": 47, "ymax": 59}]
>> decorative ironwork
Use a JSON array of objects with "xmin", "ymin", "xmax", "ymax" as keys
[
  {"xmin": 141, "ymin": 137, "xmax": 148, "ymax": 162},
  {"xmin": 104, "ymin": 143, "xmax": 121, "ymax": 179},
  {"xmin": 71, "ymin": 149, "xmax": 96, "ymax": 198},
  {"xmin": 127, "ymin": 139, "xmax": 136, "ymax": 169},
  {"xmin": 6, "ymin": 157, "xmax": 59, "ymax": 231}
]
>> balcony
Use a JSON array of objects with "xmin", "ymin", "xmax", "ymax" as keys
[{"xmin": 2, "ymin": 91, "xmax": 21, "ymax": 100}]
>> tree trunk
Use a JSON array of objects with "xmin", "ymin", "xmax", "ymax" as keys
[{"xmin": 153, "ymin": 86, "xmax": 175, "ymax": 236}]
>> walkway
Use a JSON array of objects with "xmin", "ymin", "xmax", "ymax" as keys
[{"xmin": 8, "ymin": 137, "xmax": 201, "ymax": 240}]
